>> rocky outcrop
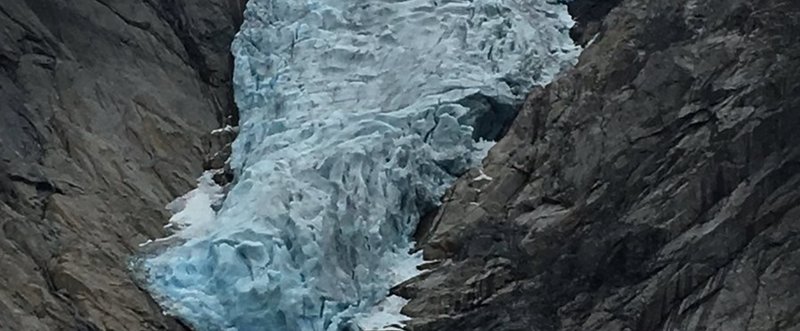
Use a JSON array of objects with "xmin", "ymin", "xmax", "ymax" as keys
[
  {"xmin": 404, "ymin": 0, "xmax": 800, "ymax": 330},
  {"xmin": 0, "ymin": 1, "xmax": 243, "ymax": 330}
]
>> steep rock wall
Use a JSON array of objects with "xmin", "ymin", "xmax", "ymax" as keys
[
  {"xmin": 405, "ymin": 0, "xmax": 800, "ymax": 330},
  {"xmin": 0, "ymin": 1, "xmax": 243, "ymax": 330}
]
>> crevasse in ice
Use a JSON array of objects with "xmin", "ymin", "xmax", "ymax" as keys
[{"xmin": 142, "ymin": 0, "xmax": 579, "ymax": 330}]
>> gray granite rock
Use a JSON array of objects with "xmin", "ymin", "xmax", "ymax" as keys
[
  {"xmin": 0, "ymin": 1, "xmax": 243, "ymax": 330},
  {"xmin": 406, "ymin": 0, "xmax": 800, "ymax": 330}
]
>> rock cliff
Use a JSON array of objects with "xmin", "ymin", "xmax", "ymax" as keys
[
  {"xmin": 404, "ymin": 0, "xmax": 800, "ymax": 330},
  {"xmin": 0, "ymin": 1, "xmax": 242, "ymax": 330}
]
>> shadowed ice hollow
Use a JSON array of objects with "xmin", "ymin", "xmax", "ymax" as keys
[{"xmin": 141, "ymin": 0, "xmax": 579, "ymax": 330}]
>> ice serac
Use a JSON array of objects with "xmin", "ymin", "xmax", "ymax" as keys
[{"xmin": 143, "ymin": 0, "xmax": 579, "ymax": 330}]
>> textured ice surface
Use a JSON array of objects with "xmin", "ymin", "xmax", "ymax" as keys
[{"xmin": 143, "ymin": 0, "xmax": 579, "ymax": 330}]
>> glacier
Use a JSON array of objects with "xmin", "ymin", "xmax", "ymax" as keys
[{"xmin": 140, "ymin": 0, "xmax": 579, "ymax": 330}]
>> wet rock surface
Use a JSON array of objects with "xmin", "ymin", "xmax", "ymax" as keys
[
  {"xmin": 406, "ymin": 0, "xmax": 800, "ymax": 330},
  {"xmin": 0, "ymin": 1, "xmax": 243, "ymax": 330}
]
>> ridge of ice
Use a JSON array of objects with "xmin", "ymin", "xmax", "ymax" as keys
[{"xmin": 142, "ymin": 0, "xmax": 579, "ymax": 330}]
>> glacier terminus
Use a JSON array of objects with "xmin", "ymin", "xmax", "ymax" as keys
[{"xmin": 140, "ymin": 0, "xmax": 579, "ymax": 330}]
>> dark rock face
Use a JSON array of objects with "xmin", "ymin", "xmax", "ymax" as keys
[
  {"xmin": 405, "ymin": 0, "xmax": 800, "ymax": 330},
  {"xmin": 0, "ymin": 1, "xmax": 243, "ymax": 330}
]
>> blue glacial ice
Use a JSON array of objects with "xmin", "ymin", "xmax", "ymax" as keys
[{"xmin": 141, "ymin": 0, "xmax": 579, "ymax": 330}]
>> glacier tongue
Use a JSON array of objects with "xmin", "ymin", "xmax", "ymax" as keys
[{"xmin": 142, "ymin": 0, "xmax": 579, "ymax": 330}]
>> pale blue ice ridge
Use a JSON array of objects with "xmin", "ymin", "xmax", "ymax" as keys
[{"xmin": 142, "ymin": 0, "xmax": 579, "ymax": 330}]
